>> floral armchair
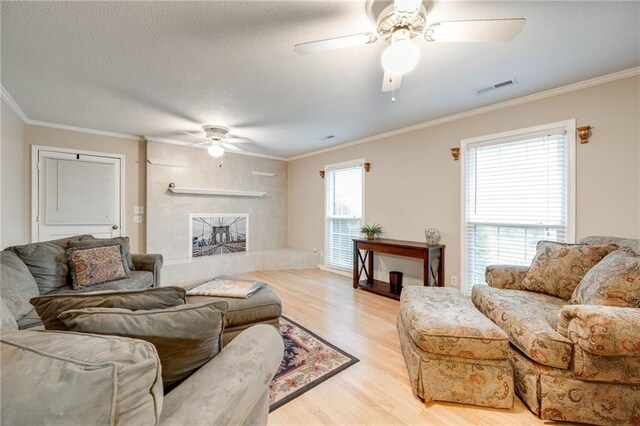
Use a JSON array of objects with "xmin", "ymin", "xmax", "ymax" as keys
[{"xmin": 472, "ymin": 236, "xmax": 640, "ymax": 425}]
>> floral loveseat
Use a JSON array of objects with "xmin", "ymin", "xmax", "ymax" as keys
[{"xmin": 471, "ymin": 236, "xmax": 640, "ymax": 425}]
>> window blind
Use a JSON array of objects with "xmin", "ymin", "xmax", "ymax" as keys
[
  {"xmin": 325, "ymin": 162, "xmax": 364, "ymax": 270},
  {"xmin": 463, "ymin": 128, "xmax": 572, "ymax": 292}
]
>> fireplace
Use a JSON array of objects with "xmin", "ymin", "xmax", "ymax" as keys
[{"xmin": 189, "ymin": 214, "xmax": 248, "ymax": 257}]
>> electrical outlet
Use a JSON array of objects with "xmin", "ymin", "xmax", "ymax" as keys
[
  {"xmin": 450, "ymin": 276, "xmax": 458, "ymax": 287},
  {"xmin": 134, "ymin": 206, "xmax": 145, "ymax": 215},
  {"xmin": 134, "ymin": 215, "xmax": 143, "ymax": 224}
]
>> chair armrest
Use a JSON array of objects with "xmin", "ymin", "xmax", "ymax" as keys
[
  {"xmin": 485, "ymin": 265, "xmax": 528, "ymax": 290},
  {"xmin": 160, "ymin": 324, "xmax": 284, "ymax": 426},
  {"xmin": 558, "ymin": 305, "xmax": 640, "ymax": 357},
  {"xmin": 131, "ymin": 254, "xmax": 163, "ymax": 287}
]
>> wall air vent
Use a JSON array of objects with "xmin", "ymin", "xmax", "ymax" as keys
[{"xmin": 474, "ymin": 78, "xmax": 518, "ymax": 95}]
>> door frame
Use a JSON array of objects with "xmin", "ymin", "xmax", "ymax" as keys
[{"xmin": 31, "ymin": 145, "xmax": 126, "ymax": 243}]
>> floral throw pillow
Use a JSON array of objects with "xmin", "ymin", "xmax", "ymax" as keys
[
  {"xmin": 521, "ymin": 241, "xmax": 618, "ymax": 300},
  {"xmin": 66, "ymin": 244, "xmax": 129, "ymax": 290},
  {"xmin": 570, "ymin": 250, "xmax": 640, "ymax": 307}
]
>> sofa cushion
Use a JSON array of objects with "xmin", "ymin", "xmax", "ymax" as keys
[
  {"xmin": 521, "ymin": 241, "xmax": 618, "ymax": 300},
  {"xmin": 16, "ymin": 308, "xmax": 42, "ymax": 330},
  {"xmin": 59, "ymin": 300, "xmax": 228, "ymax": 390},
  {"xmin": 1, "ymin": 330, "xmax": 162, "ymax": 426},
  {"xmin": 579, "ymin": 236, "xmax": 640, "ymax": 256},
  {"xmin": 31, "ymin": 286, "xmax": 186, "ymax": 330},
  {"xmin": 570, "ymin": 250, "xmax": 640, "ymax": 308},
  {"xmin": 6, "ymin": 235, "xmax": 95, "ymax": 294},
  {"xmin": 67, "ymin": 244, "xmax": 130, "ymax": 289},
  {"xmin": 69, "ymin": 236, "xmax": 134, "ymax": 271},
  {"xmin": 0, "ymin": 251, "xmax": 39, "ymax": 319},
  {"xmin": 0, "ymin": 298, "xmax": 18, "ymax": 332},
  {"xmin": 471, "ymin": 285, "xmax": 573, "ymax": 369},
  {"xmin": 51, "ymin": 271, "xmax": 154, "ymax": 295}
]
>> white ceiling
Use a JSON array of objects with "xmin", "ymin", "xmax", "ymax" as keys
[{"xmin": 2, "ymin": 1, "xmax": 639, "ymax": 158}]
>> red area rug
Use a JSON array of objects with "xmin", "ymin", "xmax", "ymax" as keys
[{"xmin": 269, "ymin": 316, "xmax": 359, "ymax": 412}]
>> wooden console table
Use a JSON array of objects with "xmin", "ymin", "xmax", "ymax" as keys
[{"xmin": 353, "ymin": 238, "xmax": 445, "ymax": 300}]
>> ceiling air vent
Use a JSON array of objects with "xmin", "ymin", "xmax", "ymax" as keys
[{"xmin": 474, "ymin": 78, "xmax": 518, "ymax": 95}]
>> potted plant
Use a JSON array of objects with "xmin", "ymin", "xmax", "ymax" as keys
[{"xmin": 360, "ymin": 223, "xmax": 383, "ymax": 240}]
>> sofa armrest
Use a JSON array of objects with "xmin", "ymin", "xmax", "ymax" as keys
[
  {"xmin": 160, "ymin": 324, "xmax": 284, "ymax": 426},
  {"xmin": 558, "ymin": 305, "xmax": 640, "ymax": 357},
  {"xmin": 484, "ymin": 265, "xmax": 528, "ymax": 290},
  {"xmin": 131, "ymin": 254, "xmax": 163, "ymax": 287}
]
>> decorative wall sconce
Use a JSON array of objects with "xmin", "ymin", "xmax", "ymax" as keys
[
  {"xmin": 451, "ymin": 147, "xmax": 460, "ymax": 161},
  {"xmin": 577, "ymin": 125, "xmax": 592, "ymax": 144},
  {"xmin": 319, "ymin": 170, "xmax": 325, "ymax": 179},
  {"xmin": 363, "ymin": 162, "xmax": 371, "ymax": 172}
]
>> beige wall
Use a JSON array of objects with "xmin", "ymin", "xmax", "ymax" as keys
[
  {"xmin": 1, "ymin": 99, "xmax": 29, "ymax": 247},
  {"xmin": 288, "ymin": 76, "xmax": 640, "ymax": 289},
  {"xmin": 22, "ymin": 125, "xmax": 147, "ymax": 253}
]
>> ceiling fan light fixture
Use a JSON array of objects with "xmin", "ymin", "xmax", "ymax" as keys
[
  {"xmin": 207, "ymin": 143, "xmax": 225, "ymax": 158},
  {"xmin": 381, "ymin": 29, "xmax": 420, "ymax": 75}
]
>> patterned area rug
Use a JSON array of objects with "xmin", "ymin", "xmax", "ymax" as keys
[{"xmin": 269, "ymin": 316, "xmax": 359, "ymax": 412}]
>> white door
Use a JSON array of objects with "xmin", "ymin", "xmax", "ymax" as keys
[{"xmin": 35, "ymin": 148, "xmax": 124, "ymax": 242}]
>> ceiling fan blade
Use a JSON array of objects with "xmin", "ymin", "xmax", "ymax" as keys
[
  {"xmin": 221, "ymin": 142, "xmax": 245, "ymax": 152},
  {"xmin": 381, "ymin": 73, "xmax": 402, "ymax": 92},
  {"xmin": 393, "ymin": 0, "xmax": 422, "ymax": 17},
  {"xmin": 180, "ymin": 131, "xmax": 206, "ymax": 140},
  {"xmin": 189, "ymin": 141, "xmax": 209, "ymax": 147},
  {"xmin": 225, "ymin": 136, "xmax": 252, "ymax": 143},
  {"xmin": 425, "ymin": 19, "xmax": 525, "ymax": 43},
  {"xmin": 294, "ymin": 32, "xmax": 378, "ymax": 55}
]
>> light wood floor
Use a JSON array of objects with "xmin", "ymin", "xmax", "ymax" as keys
[{"xmin": 236, "ymin": 269, "xmax": 546, "ymax": 426}]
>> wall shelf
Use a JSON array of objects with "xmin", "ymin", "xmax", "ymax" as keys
[
  {"xmin": 168, "ymin": 186, "xmax": 266, "ymax": 197},
  {"xmin": 148, "ymin": 159, "xmax": 186, "ymax": 167},
  {"xmin": 251, "ymin": 171, "xmax": 276, "ymax": 177}
]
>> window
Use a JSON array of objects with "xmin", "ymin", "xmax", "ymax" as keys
[
  {"xmin": 461, "ymin": 120, "xmax": 576, "ymax": 293},
  {"xmin": 325, "ymin": 159, "xmax": 365, "ymax": 270}
]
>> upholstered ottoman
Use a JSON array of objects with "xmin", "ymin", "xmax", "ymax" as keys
[
  {"xmin": 184, "ymin": 278, "xmax": 282, "ymax": 346},
  {"xmin": 398, "ymin": 287, "xmax": 514, "ymax": 409}
]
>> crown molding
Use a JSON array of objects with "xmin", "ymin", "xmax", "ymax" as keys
[
  {"xmin": 287, "ymin": 66, "xmax": 640, "ymax": 161},
  {"xmin": 28, "ymin": 119, "xmax": 142, "ymax": 141},
  {"xmin": 144, "ymin": 136, "xmax": 287, "ymax": 161},
  {"xmin": 1, "ymin": 86, "xmax": 29, "ymax": 122},
  {"xmin": 1, "ymin": 85, "xmax": 143, "ymax": 141},
  {"xmin": 4, "ymin": 66, "xmax": 639, "ymax": 161}
]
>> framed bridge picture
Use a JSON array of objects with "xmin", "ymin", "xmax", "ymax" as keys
[{"xmin": 189, "ymin": 214, "xmax": 248, "ymax": 257}]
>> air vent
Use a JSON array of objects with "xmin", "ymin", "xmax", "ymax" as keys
[{"xmin": 474, "ymin": 78, "xmax": 518, "ymax": 95}]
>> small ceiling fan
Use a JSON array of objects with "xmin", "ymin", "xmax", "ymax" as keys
[
  {"xmin": 295, "ymin": 0, "xmax": 525, "ymax": 94},
  {"xmin": 182, "ymin": 125, "xmax": 252, "ymax": 158}
]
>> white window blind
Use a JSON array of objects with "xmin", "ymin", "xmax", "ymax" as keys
[
  {"xmin": 325, "ymin": 160, "xmax": 364, "ymax": 270},
  {"xmin": 462, "ymin": 123, "xmax": 575, "ymax": 293}
]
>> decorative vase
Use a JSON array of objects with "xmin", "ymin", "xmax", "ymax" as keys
[{"xmin": 424, "ymin": 228, "xmax": 441, "ymax": 245}]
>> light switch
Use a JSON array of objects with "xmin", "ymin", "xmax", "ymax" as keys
[
  {"xmin": 134, "ymin": 206, "xmax": 145, "ymax": 215},
  {"xmin": 134, "ymin": 215, "xmax": 143, "ymax": 224}
]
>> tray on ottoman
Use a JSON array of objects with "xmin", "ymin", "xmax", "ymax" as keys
[
  {"xmin": 183, "ymin": 276, "xmax": 282, "ymax": 346},
  {"xmin": 398, "ymin": 287, "xmax": 514, "ymax": 409}
]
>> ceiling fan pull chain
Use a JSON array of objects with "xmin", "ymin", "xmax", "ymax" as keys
[{"xmin": 391, "ymin": 77, "xmax": 396, "ymax": 103}]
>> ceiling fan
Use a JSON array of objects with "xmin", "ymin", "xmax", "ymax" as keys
[
  {"xmin": 295, "ymin": 0, "xmax": 525, "ymax": 94},
  {"xmin": 182, "ymin": 125, "xmax": 252, "ymax": 158}
]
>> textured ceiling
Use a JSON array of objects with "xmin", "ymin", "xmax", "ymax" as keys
[{"xmin": 2, "ymin": 1, "xmax": 639, "ymax": 158}]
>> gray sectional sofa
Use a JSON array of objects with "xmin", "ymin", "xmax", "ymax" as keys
[
  {"xmin": 0, "ymin": 236, "xmax": 284, "ymax": 425},
  {"xmin": 1, "ymin": 235, "xmax": 163, "ymax": 329}
]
